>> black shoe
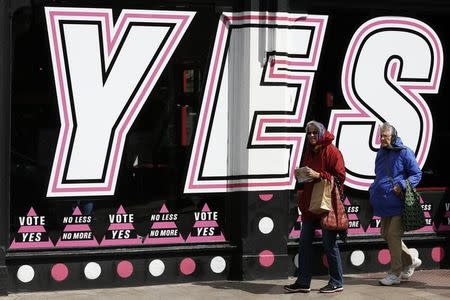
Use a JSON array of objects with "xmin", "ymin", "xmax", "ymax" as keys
[
  {"xmin": 319, "ymin": 283, "xmax": 343, "ymax": 293},
  {"xmin": 283, "ymin": 282, "xmax": 311, "ymax": 293}
]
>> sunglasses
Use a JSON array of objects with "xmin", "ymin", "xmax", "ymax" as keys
[{"xmin": 307, "ymin": 131, "xmax": 319, "ymax": 136}]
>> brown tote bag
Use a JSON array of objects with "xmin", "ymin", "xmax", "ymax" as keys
[
  {"xmin": 309, "ymin": 178, "xmax": 333, "ymax": 214},
  {"xmin": 320, "ymin": 179, "xmax": 349, "ymax": 231}
]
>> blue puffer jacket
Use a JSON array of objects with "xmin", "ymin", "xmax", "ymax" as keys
[{"xmin": 369, "ymin": 137, "xmax": 422, "ymax": 217}]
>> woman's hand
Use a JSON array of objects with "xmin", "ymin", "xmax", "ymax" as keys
[
  {"xmin": 393, "ymin": 184, "xmax": 403, "ymax": 197},
  {"xmin": 304, "ymin": 166, "xmax": 321, "ymax": 179}
]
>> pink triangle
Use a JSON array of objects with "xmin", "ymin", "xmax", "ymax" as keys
[
  {"xmin": 159, "ymin": 204, "xmax": 169, "ymax": 213},
  {"xmin": 288, "ymin": 211, "xmax": 322, "ymax": 238},
  {"xmin": 343, "ymin": 198, "xmax": 356, "ymax": 217},
  {"xmin": 343, "ymin": 197, "xmax": 365, "ymax": 235},
  {"xmin": 365, "ymin": 215, "xmax": 381, "ymax": 235},
  {"xmin": 436, "ymin": 210, "xmax": 450, "ymax": 232},
  {"xmin": 289, "ymin": 227, "xmax": 299, "ymax": 239},
  {"xmin": 56, "ymin": 206, "xmax": 98, "ymax": 248},
  {"xmin": 72, "ymin": 207, "xmax": 82, "ymax": 215},
  {"xmin": 10, "ymin": 207, "xmax": 54, "ymax": 249},
  {"xmin": 117, "ymin": 205, "xmax": 126, "ymax": 214},
  {"xmin": 27, "ymin": 207, "xmax": 37, "ymax": 217},
  {"xmin": 186, "ymin": 202, "xmax": 225, "ymax": 243},
  {"xmin": 144, "ymin": 203, "xmax": 184, "ymax": 245},
  {"xmin": 108, "ymin": 206, "xmax": 134, "ymax": 228},
  {"xmin": 185, "ymin": 232, "xmax": 225, "ymax": 243},
  {"xmin": 100, "ymin": 205, "xmax": 141, "ymax": 246},
  {"xmin": 9, "ymin": 239, "xmax": 54, "ymax": 249},
  {"xmin": 202, "ymin": 203, "xmax": 211, "ymax": 212}
]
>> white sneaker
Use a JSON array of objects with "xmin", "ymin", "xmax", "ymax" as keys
[
  {"xmin": 379, "ymin": 274, "xmax": 401, "ymax": 286},
  {"xmin": 401, "ymin": 257, "xmax": 422, "ymax": 279}
]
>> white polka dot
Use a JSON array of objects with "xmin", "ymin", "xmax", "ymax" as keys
[
  {"xmin": 258, "ymin": 217, "xmax": 274, "ymax": 234},
  {"xmin": 149, "ymin": 259, "xmax": 165, "ymax": 277},
  {"xmin": 350, "ymin": 250, "xmax": 365, "ymax": 267},
  {"xmin": 17, "ymin": 265, "xmax": 34, "ymax": 283},
  {"xmin": 84, "ymin": 262, "xmax": 101, "ymax": 280},
  {"xmin": 409, "ymin": 248, "xmax": 419, "ymax": 260},
  {"xmin": 294, "ymin": 254, "xmax": 299, "ymax": 268},
  {"xmin": 210, "ymin": 256, "xmax": 226, "ymax": 274}
]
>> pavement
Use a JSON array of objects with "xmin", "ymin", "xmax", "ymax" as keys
[{"xmin": 1, "ymin": 269, "xmax": 449, "ymax": 299}]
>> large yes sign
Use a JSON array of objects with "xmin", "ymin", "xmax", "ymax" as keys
[
  {"xmin": 44, "ymin": 8, "xmax": 443, "ymax": 196},
  {"xmin": 45, "ymin": 8, "xmax": 194, "ymax": 196},
  {"xmin": 329, "ymin": 17, "xmax": 443, "ymax": 191}
]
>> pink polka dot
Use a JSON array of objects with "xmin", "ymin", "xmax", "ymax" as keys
[
  {"xmin": 51, "ymin": 263, "xmax": 68, "ymax": 282},
  {"xmin": 180, "ymin": 258, "xmax": 196, "ymax": 275},
  {"xmin": 258, "ymin": 194, "xmax": 273, "ymax": 201},
  {"xmin": 431, "ymin": 247, "xmax": 445, "ymax": 262},
  {"xmin": 117, "ymin": 260, "xmax": 133, "ymax": 278},
  {"xmin": 259, "ymin": 250, "xmax": 275, "ymax": 267},
  {"xmin": 322, "ymin": 254, "xmax": 329, "ymax": 268},
  {"xmin": 378, "ymin": 249, "xmax": 391, "ymax": 265}
]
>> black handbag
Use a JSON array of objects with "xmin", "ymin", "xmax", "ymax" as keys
[
  {"xmin": 402, "ymin": 180, "xmax": 426, "ymax": 232},
  {"xmin": 383, "ymin": 154, "xmax": 425, "ymax": 232}
]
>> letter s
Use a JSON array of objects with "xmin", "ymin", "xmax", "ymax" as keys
[{"xmin": 329, "ymin": 17, "xmax": 443, "ymax": 190}]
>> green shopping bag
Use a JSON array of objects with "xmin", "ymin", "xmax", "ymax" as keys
[{"xmin": 402, "ymin": 180, "xmax": 426, "ymax": 232}]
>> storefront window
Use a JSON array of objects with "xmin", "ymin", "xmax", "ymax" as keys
[{"xmin": 9, "ymin": 1, "xmax": 231, "ymax": 251}]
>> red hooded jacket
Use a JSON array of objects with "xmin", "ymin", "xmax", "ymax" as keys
[{"xmin": 298, "ymin": 131, "xmax": 346, "ymax": 221}]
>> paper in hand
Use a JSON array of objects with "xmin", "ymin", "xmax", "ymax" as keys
[{"xmin": 295, "ymin": 167, "xmax": 314, "ymax": 183}]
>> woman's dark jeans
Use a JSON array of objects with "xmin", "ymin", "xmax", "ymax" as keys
[{"xmin": 295, "ymin": 220, "xmax": 344, "ymax": 287}]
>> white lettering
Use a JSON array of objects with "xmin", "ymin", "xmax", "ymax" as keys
[
  {"xmin": 348, "ymin": 220, "xmax": 360, "ymax": 228},
  {"xmin": 72, "ymin": 232, "xmax": 92, "ymax": 239},
  {"xmin": 109, "ymin": 214, "xmax": 134, "ymax": 223},
  {"xmin": 45, "ymin": 8, "xmax": 195, "ymax": 196},
  {"xmin": 375, "ymin": 219, "xmax": 382, "ymax": 228},
  {"xmin": 62, "ymin": 216, "xmax": 73, "ymax": 224},
  {"xmin": 112, "ymin": 230, "xmax": 130, "ymax": 239},
  {"xmin": 194, "ymin": 211, "xmax": 218, "ymax": 221},
  {"xmin": 23, "ymin": 232, "xmax": 42, "ymax": 242},
  {"xmin": 19, "ymin": 216, "xmax": 45, "ymax": 226},
  {"xmin": 196, "ymin": 227, "xmax": 214, "ymax": 236},
  {"xmin": 159, "ymin": 229, "xmax": 178, "ymax": 237}
]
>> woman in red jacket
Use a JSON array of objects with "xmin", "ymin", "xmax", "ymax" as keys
[{"xmin": 284, "ymin": 120, "xmax": 346, "ymax": 294}]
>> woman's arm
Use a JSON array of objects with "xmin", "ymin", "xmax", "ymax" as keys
[
  {"xmin": 320, "ymin": 147, "xmax": 346, "ymax": 186},
  {"xmin": 399, "ymin": 148, "xmax": 422, "ymax": 190}
]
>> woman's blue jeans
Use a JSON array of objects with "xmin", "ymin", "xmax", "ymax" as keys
[{"xmin": 295, "ymin": 220, "xmax": 343, "ymax": 287}]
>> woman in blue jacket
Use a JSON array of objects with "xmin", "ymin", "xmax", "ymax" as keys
[{"xmin": 369, "ymin": 122, "xmax": 422, "ymax": 286}]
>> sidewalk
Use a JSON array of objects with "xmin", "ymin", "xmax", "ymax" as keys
[{"xmin": 1, "ymin": 269, "xmax": 449, "ymax": 299}]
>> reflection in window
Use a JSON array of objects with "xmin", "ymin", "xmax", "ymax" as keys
[{"xmin": 183, "ymin": 69, "xmax": 195, "ymax": 94}]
